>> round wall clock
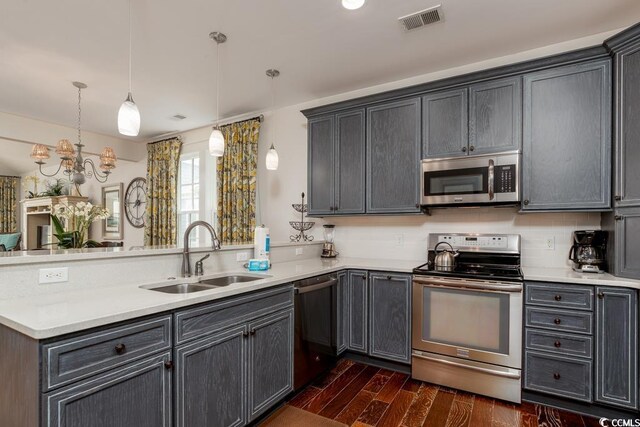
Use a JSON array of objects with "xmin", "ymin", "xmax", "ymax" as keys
[{"xmin": 124, "ymin": 177, "xmax": 147, "ymax": 228}]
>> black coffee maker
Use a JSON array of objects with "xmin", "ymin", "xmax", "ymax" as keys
[{"xmin": 569, "ymin": 230, "xmax": 607, "ymax": 273}]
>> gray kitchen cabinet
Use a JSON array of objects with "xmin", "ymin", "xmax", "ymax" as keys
[
  {"xmin": 247, "ymin": 309, "xmax": 294, "ymax": 422},
  {"xmin": 307, "ymin": 110, "xmax": 365, "ymax": 216},
  {"xmin": 367, "ymin": 98, "xmax": 421, "ymax": 213},
  {"xmin": 175, "ymin": 326, "xmax": 246, "ymax": 427},
  {"xmin": 44, "ymin": 352, "xmax": 172, "ymax": 427},
  {"xmin": 521, "ymin": 59, "xmax": 612, "ymax": 211},
  {"xmin": 368, "ymin": 273, "xmax": 411, "ymax": 364},
  {"xmin": 337, "ymin": 271, "xmax": 349, "ymax": 354},
  {"xmin": 307, "ymin": 115, "xmax": 335, "ymax": 215},
  {"xmin": 469, "ymin": 77, "xmax": 522, "ymax": 155},
  {"xmin": 610, "ymin": 207, "xmax": 640, "ymax": 279},
  {"xmin": 347, "ymin": 270, "xmax": 368, "ymax": 353},
  {"xmin": 422, "ymin": 88, "xmax": 468, "ymax": 158},
  {"xmin": 595, "ymin": 287, "xmax": 638, "ymax": 410}
]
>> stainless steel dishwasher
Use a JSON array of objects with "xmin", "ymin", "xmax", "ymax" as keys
[{"xmin": 293, "ymin": 273, "xmax": 338, "ymax": 390}]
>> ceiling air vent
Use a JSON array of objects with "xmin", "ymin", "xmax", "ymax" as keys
[{"xmin": 399, "ymin": 5, "xmax": 443, "ymax": 31}]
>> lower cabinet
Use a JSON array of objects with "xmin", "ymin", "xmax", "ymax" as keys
[
  {"xmin": 345, "ymin": 270, "xmax": 411, "ymax": 364},
  {"xmin": 175, "ymin": 309, "xmax": 294, "ymax": 427},
  {"xmin": 337, "ymin": 271, "xmax": 349, "ymax": 354},
  {"xmin": 44, "ymin": 352, "xmax": 173, "ymax": 427}
]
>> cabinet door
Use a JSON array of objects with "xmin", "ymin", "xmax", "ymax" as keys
[
  {"xmin": 337, "ymin": 271, "xmax": 349, "ymax": 354},
  {"xmin": 44, "ymin": 352, "xmax": 172, "ymax": 427},
  {"xmin": 175, "ymin": 326, "xmax": 246, "ymax": 427},
  {"xmin": 522, "ymin": 60, "xmax": 611, "ymax": 211},
  {"xmin": 335, "ymin": 109, "xmax": 366, "ymax": 214},
  {"xmin": 614, "ymin": 41, "xmax": 640, "ymax": 206},
  {"xmin": 308, "ymin": 115, "xmax": 335, "ymax": 215},
  {"xmin": 469, "ymin": 77, "xmax": 522, "ymax": 155},
  {"xmin": 595, "ymin": 287, "xmax": 638, "ymax": 410},
  {"xmin": 367, "ymin": 98, "xmax": 421, "ymax": 213},
  {"xmin": 614, "ymin": 207, "xmax": 640, "ymax": 279},
  {"xmin": 347, "ymin": 270, "xmax": 368, "ymax": 353},
  {"xmin": 247, "ymin": 309, "xmax": 294, "ymax": 422},
  {"xmin": 422, "ymin": 88, "xmax": 468, "ymax": 158},
  {"xmin": 368, "ymin": 273, "xmax": 411, "ymax": 364}
]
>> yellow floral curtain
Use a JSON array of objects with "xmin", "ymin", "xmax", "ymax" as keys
[
  {"xmin": 217, "ymin": 119, "xmax": 261, "ymax": 244},
  {"xmin": 145, "ymin": 138, "xmax": 182, "ymax": 246},
  {"xmin": 0, "ymin": 176, "xmax": 19, "ymax": 233}
]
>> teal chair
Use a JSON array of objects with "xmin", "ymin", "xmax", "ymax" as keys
[{"xmin": 0, "ymin": 233, "xmax": 22, "ymax": 251}]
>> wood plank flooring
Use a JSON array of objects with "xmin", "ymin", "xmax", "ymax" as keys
[{"xmin": 287, "ymin": 359, "xmax": 600, "ymax": 427}]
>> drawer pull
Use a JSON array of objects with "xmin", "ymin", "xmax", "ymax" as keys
[
  {"xmin": 553, "ymin": 318, "xmax": 562, "ymax": 325},
  {"xmin": 553, "ymin": 373, "xmax": 561, "ymax": 380},
  {"xmin": 554, "ymin": 341, "xmax": 562, "ymax": 348},
  {"xmin": 598, "ymin": 292, "xmax": 605, "ymax": 299},
  {"xmin": 554, "ymin": 295, "xmax": 562, "ymax": 301},
  {"xmin": 114, "ymin": 344, "xmax": 127, "ymax": 355},
  {"xmin": 387, "ymin": 275, "xmax": 392, "ymax": 280}
]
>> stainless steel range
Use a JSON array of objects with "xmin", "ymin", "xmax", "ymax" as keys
[{"xmin": 412, "ymin": 233, "xmax": 523, "ymax": 403}]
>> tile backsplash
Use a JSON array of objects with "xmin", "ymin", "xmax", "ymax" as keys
[{"xmin": 329, "ymin": 207, "xmax": 601, "ymax": 269}]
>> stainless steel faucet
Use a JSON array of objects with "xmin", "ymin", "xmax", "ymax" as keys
[{"xmin": 181, "ymin": 221, "xmax": 222, "ymax": 278}]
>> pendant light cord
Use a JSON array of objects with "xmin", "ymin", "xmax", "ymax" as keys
[
  {"xmin": 77, "ymin": 86, "xmax": 82, "ymax": 147},
  {"xmin": 128, "ymin": 0, "xmax": 132, "ymax": 94},
  {"xmin": 216, "ymin": 42, "xmax": 220, "ymax": 124}
]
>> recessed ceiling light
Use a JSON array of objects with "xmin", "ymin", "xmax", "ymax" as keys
[{"xmin": 342, "ymin": 0, "xmax": 365, "ymax": 10}]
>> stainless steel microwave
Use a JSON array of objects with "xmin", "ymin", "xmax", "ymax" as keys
[{"xmin": 420, "ymin": 151, "xmax": 520, "ymax": 206}]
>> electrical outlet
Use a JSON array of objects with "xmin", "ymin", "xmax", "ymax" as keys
[
  {"xmin": 395, "ymin": 234, "xmax": 404, "ymax": 247},
  {"xmin": 295, "ymin": 248, "xmax": 304, "ymax": 256},
  {"xmin": 39, "ymin": 267, "xmax": 68, "ymax": 284},
  {"xmin": 544, "ymin": 236, "xmax": 555, "ymax": 250},
  {"xmin": 236, "ymin": 252, "xmax": 248, "ymax": 262}
]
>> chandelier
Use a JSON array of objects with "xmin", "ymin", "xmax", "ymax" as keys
[{"xmin": 30, "ymin": 81, "xmax": 117, "ymax": 185}]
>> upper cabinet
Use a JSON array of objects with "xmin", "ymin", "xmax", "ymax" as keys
[
  {"xmin": 422, "ymin": 88, "xmax": 468, "ymax": 158},
  {"xmin": 307, "ymin": 110, "xmax": 365, "ymax": 216},
  {"xmin": 521, "ymin": 60, "xmax": 612, "ymax": 211},
  {"xmin": 367, "ymin": 98, "xmax": 422, "ymax": 214}
]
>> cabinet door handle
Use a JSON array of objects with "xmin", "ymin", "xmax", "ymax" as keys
[
  {"xmin": 614, "ymin": 215, "xmax": 623, "ymax": 221},
  {"xmin": 598, "ymin": 292, "xmax": 605, "ymax": 299},
  {"xmin": 243, "ymin": 331, "xmax": 249, "ymax": 338},
  {"xmin": 250, "ymin": 329, "xmax": 256, "ymax": 336},
  {"xmin": 386, "ymin": 275, "xmax": 392, "ymax": 280},
  {"xmin": 553, "ymin": 318, "xmax": 562, "ymax": 325},
  {"xmin": 554, "ymin": 341, "xmax": 562, "ymax": 348},
  {"xmin": 361, "ymin": 274, "xmax": 367, "ymax": 279},
  {"xmin": 164, "ymin": 361, "xmax": 174, "ymax": 370},
  {"xmin": 553, "ymin": 373, "xmax": 561, "ymax": 380},
  {"xmin": 114, "ymin": 343, "xmax": 126, "ymax": 355},
  {"xmin": 462, "ymin": 147, "xmax": 467, "ymax": 153},
  {"xmin": 523, "ymin": 200, "xmax": 530, "ymax": 206},
  {"xmin": 614, "ymin": 195, "xmax": 622, "ymax": 201},
  {"xmin": 554, "ymin": 295, "xmax": 562, "ymax": 301},
  {"xmin": 469, "ymin": 145, "xmax": 475, "ymax": 152}
]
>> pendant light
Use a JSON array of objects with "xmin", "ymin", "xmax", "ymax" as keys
[
  {"xmin": 265, "ymin": 69, "xmax": 280, "ymax": 171},
  {"xmin": 118, "ymin": 0, "xmax": 141, "ymax": 136},
  {"xmin": 209, "ymin": 31, "xmax": 227, "ymax": 157}
]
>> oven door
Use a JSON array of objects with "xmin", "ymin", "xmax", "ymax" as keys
[{"xmin": 412, "ymin": 276, "xmax": 522, "ymax": 369}]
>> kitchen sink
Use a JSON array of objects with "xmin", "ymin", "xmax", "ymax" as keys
[
  {"xmin": 198, "ymin": 274, "xmax": 266, "ymax": 287},
  {"xmin": 142, "ymin": 283, "xmax": 217, "ymax": 294}
]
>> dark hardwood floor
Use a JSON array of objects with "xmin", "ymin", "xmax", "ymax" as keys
[{"xmin": 287, "ymin": 359, "xmax": 600, "ymax": 427}]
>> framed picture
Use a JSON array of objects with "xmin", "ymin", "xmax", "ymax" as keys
[{"xmin": 102, "ymin": 183, "xmax": 123, "ymax": 240}]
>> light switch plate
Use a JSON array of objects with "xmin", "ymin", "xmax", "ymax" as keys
[
  {"xmin": 39, "ymin": 267, "xmax": 68, "ymax": 284},
  {"xmin": 236, "ymin": 252, "xmax": 248, "ymax": 262},
  {"xmin": 295, "ymin": 248, "xmax": 304, "ymax": 256},
  {"xmin": 544, "ymin": 236, "xmax": 555, "ymax": 250}
]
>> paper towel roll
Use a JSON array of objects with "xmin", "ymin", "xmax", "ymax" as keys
[{"xmin": 254, "ymin": 225, "xmax": 270, "ymax": 261}]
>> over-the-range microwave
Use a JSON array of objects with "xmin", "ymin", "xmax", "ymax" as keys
[{"xmin": 420, "ymin": 151, "xmax": 520, "ymax": 207}]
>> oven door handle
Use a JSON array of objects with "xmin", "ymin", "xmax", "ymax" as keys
[
  {"xmin": 413, "ymin": 352, "xmax": 521, "ymax": 380},
  {"xmin": 488, "ymin": 159, "xmax": 495, "ymax": 201},
  {"xmin": 294, "ymin": 278, "xmax": 338, "ymax": 294},
  {"xmin": 413, "ymin": 276, "xmax": 522, "ymax": 292}
]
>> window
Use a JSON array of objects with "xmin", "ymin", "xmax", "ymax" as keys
[{"xmin": 178, "ymin": 154, "xmax": 200, "ymax": 247}]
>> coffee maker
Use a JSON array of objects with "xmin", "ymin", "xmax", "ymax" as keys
[{"xmin": 569, "ymin": 230, "xmax": 607, "ymax": 273}]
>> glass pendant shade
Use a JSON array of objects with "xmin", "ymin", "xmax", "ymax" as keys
[
  {"xmin": 342, "ymin": 0, "xmax": 365, "ymax": 9},
  {"xmin": 55, "ymin": 139, "xmax": 75, "ymax": 159},
  {"xmin": 266, "ymin": 144, "xmax": 279, "ymax": 170},
  {"xmin": 30, "ymin": 144, "xmax": 50, "ymax": 161},
  {"xmin": 209, "ymin": 127, "xmax": 225, "ymax": 157},
  {"xmin": 118, "ymin": 92, "xmax": 140, "ymax": 136}
]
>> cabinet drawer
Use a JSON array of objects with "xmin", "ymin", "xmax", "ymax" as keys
[
  {"xmin": 525, "ymin": 351, "xmax": 592, "ymax": 402},
  {"xmin": 175, "ymin": 285, "xmax": 293, "ymax": 345},
  {"xmin": 525, "ymin": 329, "xmax": 592, "ymax": 359},
  {"xmin": 525, "ymin": 307, "xmax": 592, "ymax": 335},
  {"xmin": 42, "ymin": 315, "xmax": 172, "ymax": 392},
  {"xmin": 525, "ymin": 282, "xmax": 593, "ymax": 310}
]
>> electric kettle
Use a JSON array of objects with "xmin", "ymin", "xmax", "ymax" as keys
[{"xmin": 433, "ymin": 241, "xmax": 459, "ymax": 270}]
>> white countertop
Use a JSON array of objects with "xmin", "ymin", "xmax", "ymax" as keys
[
  {"xmin": 522, "ymin": 267, "xmax": 640, "ymax": 289},
  {"xmin": 0, "ymin": 257, "xmax": 417, "ymax": 340}
]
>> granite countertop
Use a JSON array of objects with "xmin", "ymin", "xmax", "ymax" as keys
[{"xmin": 0, "ymin": 257, "xmax": 418, "ymax": 340}]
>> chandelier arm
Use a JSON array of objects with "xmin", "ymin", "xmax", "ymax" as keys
[
  {"xmin": 83, "ymin": 158, "xmax": 109, "ymax": 183},
  {"xmin": 38, "ymin": 161, "xmax": 65, "ymax": 178}
]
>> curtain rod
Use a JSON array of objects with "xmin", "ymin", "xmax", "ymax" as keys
[
  {"xmin": 219, "ymin": 114, "xmax": 264, "ymax": 127},
  {"xmin": 147, "ymin": 114, "xmax": 264, "ymax": 144},
  {"xmin": 147, "ymin": 135, "xmax": 183, "ymax": 145}
]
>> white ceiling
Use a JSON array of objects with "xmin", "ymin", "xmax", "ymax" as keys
[{"xmin": 1, "ymin": 0, "xmax": 638, "ymax": 141}]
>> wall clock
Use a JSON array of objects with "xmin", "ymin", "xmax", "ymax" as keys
[{"xmin": 124, "ymin": 177, "xmax": 147, "ymax": 228}]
